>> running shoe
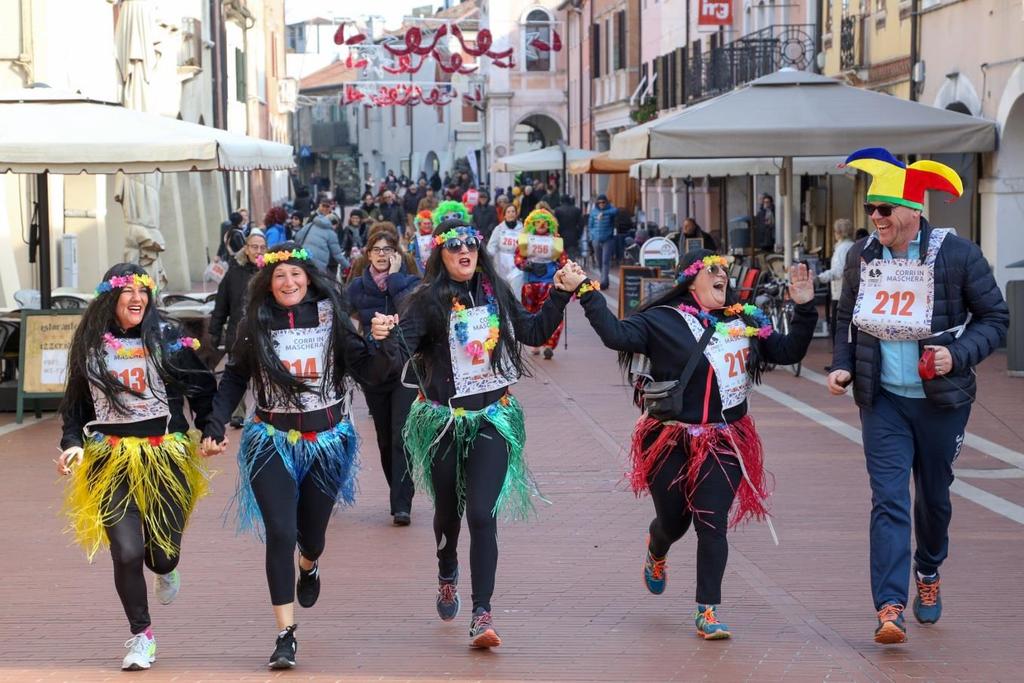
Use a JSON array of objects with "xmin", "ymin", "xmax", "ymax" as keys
[
  {"xmin": 268, "ymin": 625, "xmax": 297, "ymax": 669},
  {"xmin": 912, "ymin": 572, "xmax": 942, "ymax": 624},
  {"xmin": 121, "ymin": 632, "xmax": 156, "ymax": 671},
  {"xmin": 296, "ymin": 562, "xmax": 320, "ymax": 608},
  {"xmin": 874, "ymin": 603, "xmax": 907, "ymax": 644},
  {"xmin": 694, "ymin": 604, "xmax": 731, "ymax": 640},
  {"xmin": 542, "ymin": 347, "xmax": 553, "ymax": 360},
  {"xmin": 436, "ymin": 570, "xmax": 461, "ymax": 621},
  {"xmin": 642, "ymin": 537, "xmax": 667, "ymax": 595},
  {"xmin": 469, "ymin": 607, "xmax": 501, "ymax": 648},
  {"xmin": 154, "ymin": 569, "xmax": 180, "ymax": 605}
]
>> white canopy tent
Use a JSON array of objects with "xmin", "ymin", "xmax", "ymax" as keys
[
  {"xmin": 610, "ymin": 69, "xmax": 998, "ymax": 266},
  {"xmin": 0, "ymin": 87, "xmax": 294, "ymax": 306},
  {"xmin": 492, "ymin": 146, "xmax": 599, "ymax": 173}
]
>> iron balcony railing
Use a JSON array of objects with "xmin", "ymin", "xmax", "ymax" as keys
[{"xmin": 682, "ymin": 24, "xmax": 816, "ymax": 104}]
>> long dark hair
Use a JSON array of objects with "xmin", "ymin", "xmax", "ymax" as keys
[
  {"xmin": 241, "ymin": 241, "xmax": 358, "ymax": 410},
  {"xmin": 62, "ymin": 263, "xmax": 189, "ymax": 417},
  {"xmin": 618, "ymin": 249, "xmax": 769, "ymax": 384},
  {"xmin": 400, "ymin": 219, "xmax": 530, "ymax": 382}
]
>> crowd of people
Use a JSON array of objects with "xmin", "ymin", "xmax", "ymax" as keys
[{"xmin": 54, "ymin": 148, "xmax": 1009, "ymax": 672}]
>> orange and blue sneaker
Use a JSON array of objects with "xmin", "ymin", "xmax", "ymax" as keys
[
  {"xmin": 694, "ymin": 604, "xmax": 731, "ymax": 639},
  {"xmin": 642, "ymin": 539, "xmax": 667, "ymax": 595},
  {"xmin": 436, "ymin": 570, "xmax": 461, "ymax": 622},
  {"xmin": 912, "ymin": 572, "xmax": 942, "ymax": 624},
  {"xmin": 874, "ymin": 603, "xmax": 907, "ymax": 644}
]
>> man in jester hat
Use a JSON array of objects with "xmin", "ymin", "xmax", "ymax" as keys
[
  {"xmin": 827, "ymin": 148, "xmax": 1008, "ymax": 645},
  {"xmin": 514, "ymin": 208, "xmax": 569, "ymax": 358}
]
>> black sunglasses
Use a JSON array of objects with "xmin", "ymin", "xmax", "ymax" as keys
[
  {"xmin": 443, "ymin": 236, "xmax": 480, "ymax": 253},
  {"xmin": 863, "ymin": 203, "xmax": 895, "ymax": 218}
]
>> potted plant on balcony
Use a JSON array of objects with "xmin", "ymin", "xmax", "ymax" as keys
[{"xmin": 631, "ymin": 96, "xmax": 657, "ymax": 124}]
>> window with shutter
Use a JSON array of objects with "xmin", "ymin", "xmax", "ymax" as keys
[
  {"xmin": 592, "ymin": 24, "xmax": 601, "ymax": 78},
  {"xmin": 235, "ymin": 48, "xmax": 246, "ymax": 102},
  {"xmin": 616, "ymin": 11, "xmax": 626, "ymax": 71}
]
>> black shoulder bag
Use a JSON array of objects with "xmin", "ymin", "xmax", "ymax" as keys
[{"xmin": 642, "ymin": 323, "xmax": 716, "ymax": 421}]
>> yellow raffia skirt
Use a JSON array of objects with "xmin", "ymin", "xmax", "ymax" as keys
[{"xmin": 63, "ymin": 431, "xmax": 210, "ymax": 562}]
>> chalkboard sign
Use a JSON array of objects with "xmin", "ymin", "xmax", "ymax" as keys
[
  {"xmin": 619, "ymin": 266, "xmax": 660, "ymax": 317},
  {"xmin": 17, "ymin": 309, "xmax": 84, "ymax": 423},
  {"xmin": 640, "ymin": 277, "xmax": 677, "ymax": 304},
  {"xmin": 684, "ymin": 237, "xmax": 706, "ymax": 255}
]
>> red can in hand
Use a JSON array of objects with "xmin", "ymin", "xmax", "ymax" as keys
[{"xmin": 918, "ymin": 348, "xmax": 937, "ymax": 381}]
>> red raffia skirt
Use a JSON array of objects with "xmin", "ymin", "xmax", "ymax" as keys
[
  {"xmin": 628, "ymin": 413, "xmax": 773, "ymax": 528},
  {"xmin": 521, "ymin": 282, "xmax": 563, "ymax": 349}
]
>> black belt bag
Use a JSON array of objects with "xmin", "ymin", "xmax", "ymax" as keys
[{"xmin": 643, "ymin": 324, "xmax": 715, "ymax": 421}]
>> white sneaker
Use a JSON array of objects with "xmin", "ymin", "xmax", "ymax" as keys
[
  {"xmin": 121, "ymin": 633, "xmax": 156, "ymax": 671},
  {"xmin": 154, "ymin": 569, "xmax": 180, "ymax": 605}
]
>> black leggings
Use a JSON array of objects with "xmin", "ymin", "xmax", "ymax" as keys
[
  {"xmin": 363, "ymin": 384, "xmax": 417, "ymax": 514},
  {"xmin": 647, "ymin": 446, "xmax": 743, "ymax": 605},
  {"xmin": 104, "ymin": 463, "xmax": 188, "ymax": 634},
  {"xmin": 431, "ymin": 422, "xmax": 509, "ymax": 612},
  {"xmin": 249, "ymin": 447, "xmax": 340, "ymax": 605}
]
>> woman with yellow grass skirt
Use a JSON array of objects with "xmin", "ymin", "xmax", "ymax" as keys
[
  {"xmin": 199, "ymin": 242, "xmax": 384, "ymax": 670},
  {"xmin": 57, "ymin": 263, "xmax": 217, "ymax": 672}
]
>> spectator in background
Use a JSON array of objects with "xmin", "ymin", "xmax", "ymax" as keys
[
  {"xmin": 755, "ymin": 194, "xmax": 776, "ymax": 252},
  {"xmin": 263, "ymin": 207, "xmax": 289, "ymax": 248},
  {"xmin": 218, "ymin": 211, "xmax": 246, "ymax": 261},
  {"xmin": 679, "ymin": 217, "xmax": 718, "ymax": 252},
  {"xmin": 429, "ymin": 171, "xmax": 442, "ymax": 192},
  {"xmin": 588, "ymin": 194, "xmax": 618, "ymax": 290},
  {"xmin": 294, "ymin": 187, "xmax": 312, "ymax": 217},
  {"xmin": 210, "ymin": 228, "xmax": 267, "ymax": 427},
  {"xmin": 293, "ymin": 214, "xmax": 348, "ymax": 274},
  {"xmin": 360, "ymin": 192, "xmax": 382, "ymax": 222},
  {"xmin": 288, "ymin": 212, "xmax": 304, "ymax": 241},
  {"xmin": 520, "ymin": 184, "xmax": 538, "ymax": 216},
  {"xmin": 554, "ymin": 195, "xmax": 583, "ymax": 259},
  {"xmin": 334, "ymin": 184, "xmax": 347, "ymax": 210},
  {"xmin": 339, "ymin": 209, "xmax": 368, "ymax": 261},
  {"xmin": 237, "ymin": 208, "xmax": 251, "ymax": 232},
  {"xmin": 403, "ymin": 182, "xmax": 423, "ymax": 227},
  {"xmin": 379, "ymin": 190, "xmax": 405, "ymax": 227},
  {"xmin": 418, "ymin": 187, "xmax": 439, "ymax": 213},
  {"xmin": 472, "ymin": 189, "xmax": 499, "ymax": 241}
]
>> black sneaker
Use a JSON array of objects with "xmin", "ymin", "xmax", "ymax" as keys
[
  {"xmin": 436, "ymin": 570, "xmax": 461, "ymax": 621},
  {"xmin": 229, "ymin": 417, "xmax": 244, "ymax": 429},
  {"xmin": 469, "ymin": 607, "xmax": 501, "ymax": 648},
  {"xmin": 393, "ymin": 511, "xmax": 411, "ymax": 526},
  {"xmin": 296, "ymin": 562, "xmax": 320, "ymax": 608},
  {"xmin": 268, "ymin": 625, "xmax": 297, "ymax": 669},
  {"xmin": 542, "ymin": 347, "xmax": 553, "ymax": 360}
]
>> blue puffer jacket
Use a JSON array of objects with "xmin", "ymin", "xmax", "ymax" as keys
[
  {"xmin": 832, "ymin": 218, "xmax": 1009, "ymax": 409},
  {"xmin": 587, "ymin": 205, "xmax": 618, "ymax": 242},
  {"xmin": 346, "ymin": 266, "xmax": 420, "ymax": 329}
]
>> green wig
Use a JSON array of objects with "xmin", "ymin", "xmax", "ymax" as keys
[{"xmin": 432, "ymin": 200, "xmax": 471, "ymax": 227}]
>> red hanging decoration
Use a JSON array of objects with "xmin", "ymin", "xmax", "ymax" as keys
[
  {"xmin": 383, "ymin": 25, "xmax": 448, "ymax": 57},
  {"xmin": 530, "ymin": 29, "xmax": 562, "ymax": 52},
  {"xmin": 334, "ymin": 22, "xmax": 366, "ymax": 46},
  {"xmin": 450, "ymin": 25, "xmax": 513, "ymax": 61},
  {"xmin": 382, "ymin": 54, "xmax": 429, "ymax": 75},
  {"xmin": 433, "ymin": 51, "xmax": 478, "ymax": 75},
  {"xmin": 345, "ymin": 54, "xmax": 368, "ymax": 70}
]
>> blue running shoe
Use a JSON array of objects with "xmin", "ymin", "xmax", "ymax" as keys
[
  {"xmin": 694, "ymin": 604, "xmax": 731, "ymax": 640},
  {"xmin": 912, "ymin": 572, "xmax": 942, "ymax": 624},
  {"xmin": 643, "ymin": 537, "xmax": 667, "ymax": 595},
  {"xmin": 436, "ymin": 570, "xmax": 461, "ymax": 622},
  {"xmin": 874, "ymin": 603, "xmax": 907, "ymax": 644}
]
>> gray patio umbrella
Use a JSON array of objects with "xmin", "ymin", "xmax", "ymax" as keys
[{"xmin": 610, "ymin": 69, "xmax": 997, "ymax": 265}]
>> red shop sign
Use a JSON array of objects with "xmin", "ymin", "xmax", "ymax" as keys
[{"xmin": 698, "ymin": 0, "xmax": 733, "ymax": 26}]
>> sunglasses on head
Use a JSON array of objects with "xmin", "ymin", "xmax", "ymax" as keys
[
  {"xmin": 443, "ymin": 236, "xmax": 480, "ymax": 253},
  {"xmin": 863, "ymin": 203, "xmax": 895, "ymax": 218}
]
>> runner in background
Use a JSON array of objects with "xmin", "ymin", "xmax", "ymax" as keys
[
  {"xmin": 368, "ymin": 220, "xmax": 577, "ymax": 649},
  {"xmin": 485, "ymin": 203, "xmax": 524, "ymax": 297},
  {"xmin": 827, "ymin": 148, "xmax": 1009, "ymax": 645},
  {"xmin": 514, "ymin": 209, "xmax": 569, "ymax": 359},
  {"xmin": 57, "ymin": 263, "xmax": 216, "ymax": 671}
]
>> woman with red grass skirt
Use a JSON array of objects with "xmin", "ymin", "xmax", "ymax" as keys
[{"xmin": 571, "ymin": 249, "xmax": 816, "ymax": 639}]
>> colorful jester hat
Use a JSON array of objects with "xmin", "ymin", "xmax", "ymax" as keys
[
  {"xmin": 522, "ymin": 208, "xmax": 559, "ymax": 236},
  {"xmin": 842, "ymin": 147, "xmax": 963, "ymax": 211},
  {"xmin": 432, "ymin": 200, "xmax": 471, "ymax": 227}
]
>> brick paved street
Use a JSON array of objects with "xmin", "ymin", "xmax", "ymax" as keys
[{"xmin": 2, "ymin": 297, "xmax": 1023, "ymax": 682}]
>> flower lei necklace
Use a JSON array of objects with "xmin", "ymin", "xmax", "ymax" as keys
[
  {"xmin": 452, "ymin": 278, "xmax": 500, "ymax": 362},
  {"xmin": 103, "ymin": 332, "xmax": 201, "ymax": 359},
  {"xmin": 677, "ymin": 303, "xmax": 773, "ymax": 338}
]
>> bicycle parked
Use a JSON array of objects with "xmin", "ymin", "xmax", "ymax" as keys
[{"xmin": 755, "ymin": 275, "xmax": 802, "ymax": 377}]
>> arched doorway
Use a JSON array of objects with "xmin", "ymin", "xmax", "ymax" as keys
[
  {"xmin": 513, "ymin": 113, "xmax": 564, "ymax": 155},
  {"xmin": 929, "ymin": 102, "xmax": 979, "ymax": 242},
  {"xmin": 984, "ymin": 65, "xmax": 1024, "ymax": 292},
  {"xmin": 423, "ymin": 151, "xmax": 440, "ymax": 177}
]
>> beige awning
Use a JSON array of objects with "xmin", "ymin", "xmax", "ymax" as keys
[
  {"xmin": 0, "ymin": 89, "xmax": 294, "ymax": 174},
  {"xmin": 629, "ymin": 156, "xmax": 854, "ymax": 179},
  {"xmin": 492, "ymin": 145, "xmax": 599, "ymax": 173},
  {"xmin": 568, "ymin": 151, "xmax": 636, "ymax": 174}
]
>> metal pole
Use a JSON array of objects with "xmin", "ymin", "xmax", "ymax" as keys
[
  {"xmin": 37, "ymin": 173, "xmax": 52, "ymax": 309},
  {"xmin": 783, "ymin": 156, "xmax": 794, "ymax": 269}
]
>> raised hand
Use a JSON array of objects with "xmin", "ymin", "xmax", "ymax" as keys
[
  {"xmin": 371, "ymin": 312, "xmax": 399, "ymax": 341},
  {"xmin": 787, "ymin": 263, "xmax": 815, "ymax": 305}
]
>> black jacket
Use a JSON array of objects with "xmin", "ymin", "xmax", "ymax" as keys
[
  {"xmin": 377, "ymin": 276, "xmax": 570, "ymax": 410},
  {"xmin": 347, "ymin": 267, "xmax": 420, "ymax": 330},
  {"xmin": 60, "ymin": 324, "xmax": 217, "ymax": 449},
  {"xmin": 472, "ymin": 203, "xmax": 499, "ymax": 241},
  {"xmin": 379, "ymin": 202, "xmax": 405, "ymax": 227},
  {"xmin": 831, "ymin": 218, "xmax": 1009, "ymax": 409},
  {"xmin": 580, "ymin": 289, "xmax": 816, "ymax": 424},
  {"xmin": 203, "ymin": 295, "xmax": 383, "ymax": 441},
  {"xmin": 554, "ymin": 204, "xmax": 583, "ymax": 247},
  {"xmin": 209, "ymin": 260, "xmax": 258, "ymax": 349}
]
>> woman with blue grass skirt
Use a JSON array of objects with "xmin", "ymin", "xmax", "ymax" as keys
[
  {"xmin": 57, "ymin": 263, "xmax": 217, "ymax": 671},
  {"xmin": 200, "ymin": 241, "xmax": 383, "ymax": 670},
  {"xmin": 369, "ymin": 219, "xmax": 585, "ymax": 649}
]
